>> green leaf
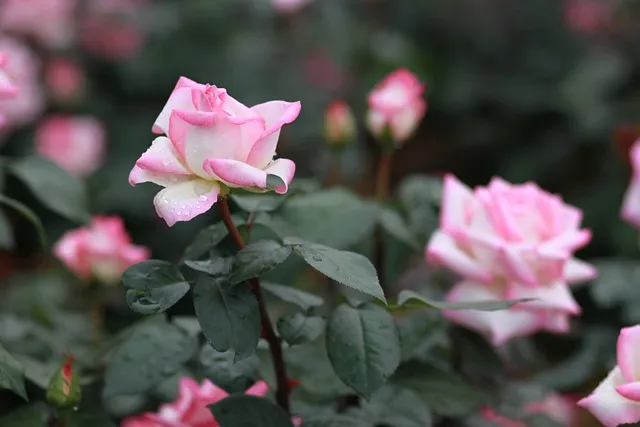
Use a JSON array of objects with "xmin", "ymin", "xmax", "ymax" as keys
[
  {"xmin": 0, "ymin": 209, "xmax": 14, "ymax": 249},
  {"xmin": 261, "ymin": 282, "xmax": 324, "ymax": 312},
  {"xmin": 279, "ymin": 189, "xmax": 379, "ymax": 248},
  {"xmin": 361, "ymin": 385, "xmax": 433, "ymax": 427},
  {"xmin": 0, "ymin": 343, "xmax": 27, "ymax": 400},
  {"xmin": 199, "ymin": 345, "xmax": 260, "ymax": 394},
  {"xmin": 230, "ymin": 240, "xmax": 292, "ymax": 284},
  {"xmin": 0, "ymin": 404, "xmax": 47, "ymax": 426},
  {"xmin": 394, "ymin": 363, "xmax": 486, "ymax": 417},
  {"xmin": 277, "ymin": 313, "xmax": 325, "ymax": 346},
  {"xmin": 193, "ymin": 276, "xmax": 260, "ymax": 361},
  {"xmin": 326, "ymin": 303, "xmax": 401, "ymax": 399},
  {"xmin": 63, "ymin": 412, "xmax": 116, "ymax": 427},
  {"xmin": 300, "ymin": 414, "xmax": 367, "ymax": 427},
  {"xmin": 397, "ymin": 175, "xmax": 441, "ymax": 238},
  {"xmin": 231, "ymin": 193, "xmax": 287, "ymax": 212},
  {"xmin": 284, "ymin": 238, "xmax": 385, "ymax": 304},
  {"xmin": 0, "ymin": 194, "xmax": 46, "ymax": 248},
  {"xmin": 396, "ymin": 311, "xmax": 447, "ymax": 362},
  {"xmin": 122, "ymin": 260, "xmax": 190, "ymax": 315},
  {"xmin": 181, "ymin": 215, "xmax": 243, "ymax": 261},
  {"xmin": 185, "ymin": 258, "xmax": 232, "ymax": 277},
  {"xmin": 396, "ymin": 290, "xmax": 533, "ymax": 311},
  {"xmin": 210, "ymin": 395, "xmax": 294, "ymax": 427},
  {"xmin": 103, "ymin": 318, "xmax": 198, "ymax": 397},
  {"xmin": 266, "ymin": 174, "xmax": 286, "ymax": 191},
  {"xmin": 9, "ymin": 156, "xmax": 89, "ymax": 223},
  {"xmin": 378, "ymin": 208, "xmax": 420, "ymax": 250}
]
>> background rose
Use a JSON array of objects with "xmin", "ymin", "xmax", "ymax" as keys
[
  {"xmin": 129, "ymin": 76, "xmax": 301, "ymax": 227},
  {"xmin": 0, "ymin": 0, "xmax": 76, "ymax": 49},
  {"xmin": 426, "ymin": 174, "xmax": 596, "ymax": 345}
]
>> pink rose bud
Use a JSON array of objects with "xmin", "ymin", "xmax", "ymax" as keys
[
  {"xmin": 54, "ymin": 216, "xmax": 150, "ymax": 285},
  {"xmin": 46, "ymin": 354, "xmax": 81, "ymax": 409},
  {"xmin": 366, "ymin": 68, "xmax": 427, "ymax": 147},
  {"xmin": 45, "ymin": 58, "xmax": 86, "ymax": 105},
  {"xmin": 579, "ymin": 325, "xmax": 640, "ymax": 426},
  {"xmin": 0, "ymin": 36, "xmax": 45, "ymax": 130},
  {"xmin": 36, "ymin": 115, "xmax": 106, "ymax": 177},
  {"xmin": 425, "ymin": 174, "xmax": 597, "ymax": 346},
  {"xmin": 129, "ymin": 76, "xmax": 301, "ymax": 227},
  {"xmin": 0, "ymin": 0, "xmax": 76, "ymax": 49},
  {"xmin": 272, "ymin": 0, "xmax": 313, "ymax": 14},
  {"xmin": 621, "ymin": 140, "xmax": 640, "ymax": 229},
  {"xmin": 122, "ymin": 379, "xmax": 300, "ymax": 426},
  {"xmin": 324, "ymin": 100, "xmax": 356, "ymax": 148}
]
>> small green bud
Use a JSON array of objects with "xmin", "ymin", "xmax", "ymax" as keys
[{"xmin": 46, "ymin": 354, "xmax": 81, "ymax": 409}]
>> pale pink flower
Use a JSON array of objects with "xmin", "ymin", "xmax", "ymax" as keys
[
  {"xmin": 36, "ymin": 115, "xmax": 106, "ymax": 177},
  {"xmin": 272, "ymin": 0, "xmax": 313, "ymax": 14},
  {"xmin": 81, "ymin": 0, "xmax": 147, "ymax": 60},
  {"xmin": 129, "ymin": 76, "xmax": 301, "ymax": 227},
  {"xmin": 0, "ymin": 0, "xmax": 76, "ymax": 49},
  {"xmin": 366, "ymin": 68, "xmax": 426, "ymax": 145},
  {"xmin": 578, "ymin": 325, "xmax": 640, "ymax": 426},
  {"xmin": 0, "ymin": 36, "xmax": 45, "ymax": 130},
  {"xmin": 621, "ymin": 140, "xmax": 640, "ymax": 229},
  {"xmin": 54, "ymin": 216, "xmax": 150, "ymax": 284},
  {"xmin": 425, "ymin": 174, "xmax": 596, "ymax": 346},
  {"xmin": 121, "ymin": 378, "xmax": 301, "ymax": 427},
  {"xmin": 45, "ymin": 58, "xmax": 85, "ymax": 104},
  {"xmin": 526, "ymin": 393, "xmax": 579, "ymax": 426},
  {"xmin": 324, "ymin": 100, "xmax": 355, "ymax": 147}
]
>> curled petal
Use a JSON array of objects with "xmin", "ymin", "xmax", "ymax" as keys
[
  {"xmin": 245, "ymin": 380, "xmax": 269, "ymax": 397},
  {"xmin": 153, "ymin": 77, "xmax": 202, "ymax": 134},
  {"xmin": 128, "ymin": 165, "xmax": 192, "ymax": 188},
  {"xmin": 622, "ymin": 179, "xmax": 640, "ymax": 229},
  {"xmin": 246, "ymin": 101, "xmax": 301, "ymax": 169},
  {"xmin": 564, "ymin": 258, "xmax": 597, "ymax": 284},
  {"xmin": 617, "ymin": 382, "xmax": 640, "ymax": 401},
  {"xmin": 263, "ymin": 159, "xmax": 296, "ymax": 194},
  {"xmin": 203, "ymin": 158, "xmax": 268, "ymax": 189},
  {"xmin": 617, "ymin": 325, "xmax": 640, "ymax": 383},
  {"xmin": 196, "ymin": 378, "xmax": 229, "ymax": 404},
  {"xmin": 499, "ymin": 245, "xmax": 538, "ymax": 286},
  {"xmin": 440, "ymin": 174, "xmax": 477, "ymax": 233},
  {"xmin": 153, "ymin": 179, "xmax": 220, "ymax": 227},
  {"xmin": 443, "ymin": 281, "xmax": 542, "ymax": 346},
  {"xmin": 425, "ymin": 231, "xmax": 493, "ymax": 284},
  {"xmin": 506, "ymin": 280, "xmax": 581, "ymax": 315},
  {"xmin": 578, "ymin": 367, "xmax": 640, "ymax": 427},
  {"xmin": 135, "ymin": 136, "xmax": 189, "ymax": 174}
]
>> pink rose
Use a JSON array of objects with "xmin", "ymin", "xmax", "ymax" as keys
[
  {"xmin": 122, "ymin": 378, "xmax": 301, "ymax": 427},
  {"xmin": 366, "ymin": 68, "xmax": 427, "ymax": 145},
  {"xmin": 0, "ymin": 0, "xmax": 76, "ymax": 49},
  {"xmin": 481, "ymin": 394, "xmax": 578, "ymax": 427},
  {"xmin": 324, "ymin": 100, "xmax": 355, "ymax": 147},
  {"xmin": 272, "ymin": 0, "xmax": 313, "ymax": 14},
  {"xmin": 54, "ymin": 216, "xmax": 150, "ymax": 284},
  {"xmin": 0, "ymin": 36, "xmax": 45, "ymax": 130},
  {"xmin": 621, "ymin": 139, "xmax": 640, "ymax": 228},
  {"xmin": 425, "ymin": 175, "xmax": 597, "ymax": 345},
  {"xmin": 36, "ymin": 115, "xmax": 106, "ymax": 177},
  {"xmin": 564, "ymin": 0, "xmax": 614, "ymax": 35},
  {"xmin": 45, "ymin": 58, "xmax": 86, "ymax": 105},
  {"xmin": 0, "ymin": 53, "xmax": 18, "ymax": 128},
  {"xmin": 578, "ymin": 325, "xmax": 640, "ymax": 426},
  {"xmin": 129, "ymin": 76, "xmax": 301, "ymax": 227}
]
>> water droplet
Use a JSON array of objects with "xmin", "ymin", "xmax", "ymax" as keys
[
  {"xmin": 171, "ymin": 200, "xmax": 178, "ymax": 206},
  {"xmin": 162, "ymin": 160, "xmax": 169, "ymax": 166},
  {"xmin": 200, "ymin": 195, "xmax": 208, "ymax": 201},
  {"xmin": 163, "ymin": 198, "xmax": 169, "ymax": 204},
  {"xmin": 181, "ymin": 204, "xmax": 186, "ymax": 209},
  {"xmin": 184, "ymin": 210, "xmax": 191, "ymax": 216},
  {"xmin": 312, "ymin": 255, "xmax": 323, "ymax": 262}
]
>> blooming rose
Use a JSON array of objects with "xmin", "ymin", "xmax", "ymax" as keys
[
  {"xmin": 129, "ymin": 76, "xmax": 301, "ymax": 227},
  {"xmin": 425, "ymin": 174, "xmax": 597, "ymax": 346},
  {"xmin": 621, "ymin": 139, "xmax": 640, "ymax": 229},
  {"xmin": 324, "ymin": 100, "xmax": 355, "ymax": 148},
  {"xmin": 122, "ymin": 378, "xmax": 301, "ymax": 427},
  {"xmin": 366, "ymin": 68, "xmax": 426, "ymax": 145},
  {"xmin": 0, "ymin": 36, "xmax": 44, "ymax": 130},
  {"xmin": 0, "ymin": 0, "xmax": 76, "ymax": 49},
  {"xmin": 54, "ymin": 216, "xmax": 150, "ymax": 284},
  {"xmin": 45, "ymin": 58, "xmax": 85, "ymax": 105},
  {"xmin": 36, "ymin": 115, "xmax": 106, "ymax": 177},
  {"xmin": 578, "ymin": 325, "xmax": 640, "ymax": 426}
]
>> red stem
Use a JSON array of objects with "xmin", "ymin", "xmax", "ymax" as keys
[{"xmin": 217, "ymin": 196, "xmax": 291, "ymax": 413}]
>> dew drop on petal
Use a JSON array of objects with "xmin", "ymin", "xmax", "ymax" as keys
[
  {"xmin": 200, "ymin": 195, "xmax": 208, "ymax": 201},
  {"xmin": 163, "ymin": 198, "xmax": 169, "ymax": 204}
]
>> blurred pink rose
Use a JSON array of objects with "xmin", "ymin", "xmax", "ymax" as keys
[
  {"xmin": 579, "ymin": 325, "xmax": 640, "ymax": 426},
  {"xmin": 122, "ymin": 378, "xmax": 301, "ymax": 427},
  {"xmin": 45, "ymin": 58, "xmax": 86, "ymax": 104},
  {"xmin": 303, "ymin": 51, "xmax": 346, "ymax": 92},
  {"xmin": 425, "ymin": 174, "xmax": 596, "ymax": 346},
  {"xmin": 0, "ymin": 36, "xmax": 45, "ymax": 130},
  {"xmin": 54, "ymin": 216, "xmax": 150, "ymax": 284},
  {"xmin": 481, "ymin": 394, "xmax": 578, "ymax": 427},
  {"xmin": 480, "ymin": 407, "xmax": 525, "ymax": 427},
  {"xmin": 81, "ymin": 0, "xmax": 147, "ymax": 60},
  {"xmin": 36, "ymin": 115, "xmax": 106, "ymax": 177},
  {"xmin": 0, "ymin": 53, "xmax": 18, "ymax": 128},
  {"xmin": 129, "ymin": 76, "xmax": 301, "ymax": 227},
  {"xmin": 325, "ymin": 100, "xmax": 355, "ymax": 147},
  {"xmin": 272, "ymin": 0, "xmax": 312, "ymax": 14},
  {"xmin": 564, "ymin": 0, "xmax": 614, "ymax": 35},
  {"xmin": 367, "ymin": 68, "xmax": 426, "ymax": 145},
  {"xmin": 0, "ymin": 0, "xmax": 76, "ymax": 49},
  {"xmin": 621, "ymin": 140, "xmax": 640, "ymax": 228}
]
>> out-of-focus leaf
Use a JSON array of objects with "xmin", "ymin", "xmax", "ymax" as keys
[
  {"xmin": 209, "ymin": 395, "xmax": 294, "ymax": 427},
  {"xmin": 199, "ymin": 345, "xmax": 260, "ymax": 394},
  {"xmin": 0, "ymin": 343, "xmax": 27, "ymax": 400},
  {"xmin": 361, "ymin": 385, "xmax": 433, "ymax": 427},
  {"xmin": 277, "ymin": 313, "xmax": 325, "ymax": 346},
  {"xmin": 0, "ymin": 194, "xmax": 46, "ymax": 248}
]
